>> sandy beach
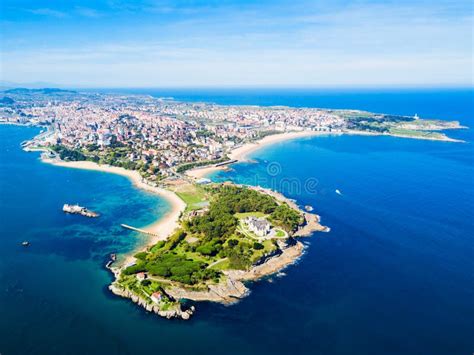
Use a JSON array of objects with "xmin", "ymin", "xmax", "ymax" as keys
[
  {"xmin": 186, "ymin": 128, "xmax": 463, "ymax": 180},
  {"xmin": 186, "ymin": 130, "xmax": 334, "ymax": 179},
  {"xmin": 185, "ymin": 164, "xmax": 229, "ymax": 179},
  {"xmin": 228, "ymin": 130, "xmax": 331, "ymax": 161},
  {"xmin": 42, "ymin": 158, "xmax": 186, "ymax": 247}
]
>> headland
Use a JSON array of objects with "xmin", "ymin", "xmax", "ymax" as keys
[
  {"xmin": 40, "ymin": 149, "xmax": 327, "ymax": 320},
  {"xmin": 185, "ymin": 128, "xmax": 464, "ymax": 180}
]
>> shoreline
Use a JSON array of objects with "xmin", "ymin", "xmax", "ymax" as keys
[
  {"xmin": 41, "ymin": 157, "xmax": 186, "ymax": 262},
  {"xmin": 186, "ymin": 130, "xmax": 337, "ymax": 179},
  {"xmin": 164, "ymin": 241, "xmax": 306, "ymax": 304},
  {"xmin": 186, "ymin": 129, "xmax": 465, "ymax": 179}
]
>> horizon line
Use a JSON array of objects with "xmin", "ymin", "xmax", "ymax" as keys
[{"xmin": 2, "ymin": 84, "xmax": 474, "ymax": 91}]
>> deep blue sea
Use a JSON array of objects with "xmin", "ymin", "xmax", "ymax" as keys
[{"xmin": 1, "ymin": 89, "xmax": 473, "ymax": 355}]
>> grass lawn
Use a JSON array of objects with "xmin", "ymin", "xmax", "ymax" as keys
[
  {"xmin": 175, "ymin": 184, "xmax": 209, "ymax": 211},
  {"xmin": 172, "ymin": 242, "xmax": 213, "ymax": 263},
  {"xmin": 389, "ymin": 127, "xmax": 446, "ymax": 140},
  {"xmin": 237, "ymin": 223, "xmax": 259, "ymax": 240},
  {"xmin": 208, "ymin": 258, "xmax": 230, "ymax": 270},
  {"xmin": 275, "ymin": 229, "xmax": 286, "ymax": 237}
]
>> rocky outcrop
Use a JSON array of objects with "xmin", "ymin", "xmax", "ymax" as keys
[
  {"xmin": 108, "ymin": 283, "xmax": 195, "ymax": 320},
  {"xmin": 166, "ymin": 276, "xmax": 249, "ymax": 303},
  {"xmin": 294, "ymin": 212, "xmax": 329, "ymax": 236},
  {"xmin": 208, "ymin": 276, "xmax": 249, "ymax": 301},
  {"xmin": 226, "ymin": 241, "xmax": 305, "ymax": 282},
  {"xmin": 108, "ymin": 240, "xmax": 307, "ymax": 318},
  {"xmin": 130, "ymin": 241, "xmax": 306, "ymax": 308},
  {"xmin": 253, "ymin": 247, "xmax": 282, "ymax": 266}
]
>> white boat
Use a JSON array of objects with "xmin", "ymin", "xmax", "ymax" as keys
[{"xmin": 335, "ymin": 189, "xmax": 342, "ymax": 195}]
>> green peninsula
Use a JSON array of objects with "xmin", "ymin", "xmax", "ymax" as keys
[{"xmin": 109, "ymin": 183, "xmax": 326, "ymax": 319}]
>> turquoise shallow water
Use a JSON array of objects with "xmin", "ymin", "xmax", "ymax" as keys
[{"xmin": 0, "ymin": 89, "xmax": 473, "ymax": 354}]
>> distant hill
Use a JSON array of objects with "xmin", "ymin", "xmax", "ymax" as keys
[
  {"xmin": 0, "ymin": 96, "xmax": 15, "ymax": 105},
  {"xmin": 4, "ymin": 88, "xmax": 77, "ymax": 94}
]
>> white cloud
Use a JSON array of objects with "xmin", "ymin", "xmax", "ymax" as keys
[
  {"xmin": 27, "ymin": 8, "xmax": 68, "ymax": 18},
  {"xmin": 2, "ymin": 40, "xmax": 471, "ymax": 87},
  {"xmin": 4, "ymin": 1, "xmax": 473, "ymax": 86},
  {"xmin": 75, "ymin": 7, "xmax": 102, "ymax": 18}
]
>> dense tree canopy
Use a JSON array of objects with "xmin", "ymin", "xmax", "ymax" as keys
[{"xmin": 122, "ymin": 185, "xmax": 303, "ymax": 282}]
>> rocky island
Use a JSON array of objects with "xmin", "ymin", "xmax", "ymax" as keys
[{"xmin": 62, "ymin": 203, "xmax": 99, "ymax": 218}]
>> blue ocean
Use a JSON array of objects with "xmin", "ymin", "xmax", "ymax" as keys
[{"xmin": 0, "ymin": 89, "xmax": 473, "ymax": 354}]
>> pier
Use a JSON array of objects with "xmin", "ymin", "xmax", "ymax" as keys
[
  {"xmin": 120, "ymin": 224, "xmax": 159, "ymax": 236},
  {"xmin": 214, "ymin": 159, "xmax": 237, "ymax": 167}
]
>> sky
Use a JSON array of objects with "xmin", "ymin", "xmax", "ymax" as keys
[{"xmin": 0, "ymin": 0, "xmax": 472, "ymax": 88}]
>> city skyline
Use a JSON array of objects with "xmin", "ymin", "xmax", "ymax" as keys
[{"xmin": 1, "ymin": 0, "xmax": 472, "ymax": 88}]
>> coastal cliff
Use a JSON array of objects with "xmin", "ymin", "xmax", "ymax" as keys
[
  {"xmin": 109, "ymin": 283, "xmax": 195, "ymax": 320},
  {"xmin": 109, "ymin": 238, "xmax": 307, "ymax": 313}
]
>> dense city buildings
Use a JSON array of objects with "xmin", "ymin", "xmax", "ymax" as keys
[{"xmin": 0, "ymin": 89, "xmax": 461, "ymax": 182}]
